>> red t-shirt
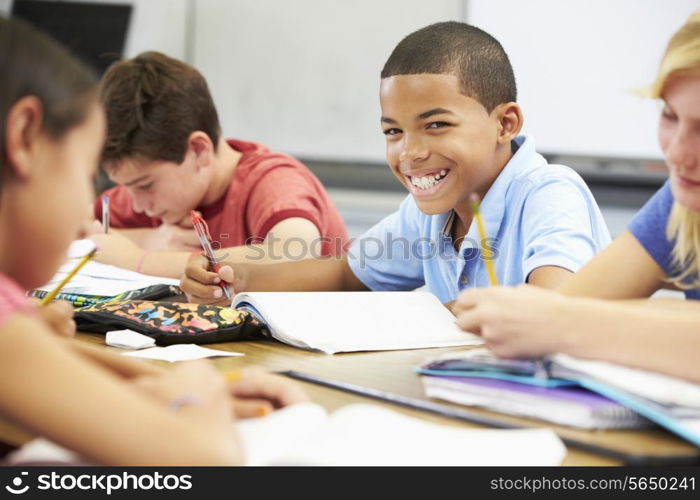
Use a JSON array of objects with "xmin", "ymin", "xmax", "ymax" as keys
[{"xmin": 94, "ymin": 139, "xmax": 348, "ymax": 256}]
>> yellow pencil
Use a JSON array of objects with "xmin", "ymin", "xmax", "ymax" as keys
[
  {"xmin": 41, "ymin": 247, "xmax": 98, "ymax": 305},
  {"xmin": 224, "ymin": 369, "xmax": 243, "ymax": 383},
  {"xmin": 469, "ymin": 193, "xmax": 499, "ymax": 286}
]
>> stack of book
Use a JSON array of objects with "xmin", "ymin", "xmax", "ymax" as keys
[{"xmin": 419, "ymin": 348, "xmax": 700, "ymax": 445}]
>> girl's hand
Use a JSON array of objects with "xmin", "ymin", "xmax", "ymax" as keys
[
  {"xmin": 132, "ymin": 360, "xmax": 233, "ymax": 422},
  {"xmin": 226, "ymin": 368, "xmax": 310, "ymax": 418},
  {"xmin": 32, "ymin": 299, "xmax": 76, "ymax": 338},
  {"xmin": 453, "ymin": 284, "xmax": 576, "ymax": 359},
  {"xmin": 132, "ymin": 364, "xmax": 309, "ymax": 420}
]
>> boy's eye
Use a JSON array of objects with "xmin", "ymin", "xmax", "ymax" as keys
[
  {"xmin": 383, "ymin": 128, "xmax": 402, "ymax": 136},
  {"xmin": 137, "ymin": 182, "xmax": 154, "ymax": 191},
  {"xmin": 427, "ymin": 121, "xmax": 450, "ymax": 129}
]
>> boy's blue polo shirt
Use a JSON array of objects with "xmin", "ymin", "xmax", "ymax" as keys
[{"xmin": 346, "ymin": 135, "xmax": 611, "ymax": 303}]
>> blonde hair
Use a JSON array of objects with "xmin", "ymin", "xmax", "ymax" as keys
[
  {"xmin": 646, "ymin": 12, "xmax": 700, "ymax": 288},
  {"xmin": 644, "ymin": 12, "xmax": 700, "ymax": 99}
]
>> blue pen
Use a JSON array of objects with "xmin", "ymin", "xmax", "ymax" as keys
[{"xmin": 102, "ymin": 195, "xmax": 110, "ymax": 233}]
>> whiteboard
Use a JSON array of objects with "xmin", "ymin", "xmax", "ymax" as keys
[
  {"xmin": 467, "ymin": 0, "xmax": 699, "ymax": 159},
  {"xmin": 8, "ymin": 0, "xmax": 694, "ymax": 162},
  {"xmin": 192, "ymin": 0, "xmax": 463, "ymax": 163}
]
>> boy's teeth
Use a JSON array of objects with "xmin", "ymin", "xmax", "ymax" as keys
[{"xmin": 410, "ymin": 170, "xmax": 449, "ymax": 189}]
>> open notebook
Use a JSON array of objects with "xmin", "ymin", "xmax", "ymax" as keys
[
  {"xmin": 7, "ymin": 403, "xmax": 567, "ymax": 466},
  {"xmin": 231, "ymin": 291, "xmax": 483, "ymax": 354},
  {"xmin": 419, "ymin": 348, "xmax": 700, "ymax": 445}
]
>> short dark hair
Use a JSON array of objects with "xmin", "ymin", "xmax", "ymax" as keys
[
  {"xmin": 1, "ymin": 16, "xmax": 97, "ymax": 174},
  {"xmin": 381, "ymin": 21, "xmax": 516, "ymax": 112},
  {"xmin": 99, "ymin": 51, "xmax": 221, "ymax": 169}
]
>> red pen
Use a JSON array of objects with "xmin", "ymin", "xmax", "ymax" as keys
[{"xmin": 190, "ymin": 210, "xmax": 232, "ymax": 300}]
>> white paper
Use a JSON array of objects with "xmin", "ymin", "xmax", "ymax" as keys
[
  {"xmin": 105, "ymin": 329, "xmax": 156, "ymax": 350},
  {"xmin": 6, "ymin": 439, "xmax": 88, "ymax": 466},
  {"xmin": 552, "ymin": 354, "xmax": 700, "ymax": 409},
  {"xmin": 8, "ymin": 402, "xmax": 566, "ymax": 466},
  {"xmin": 121, "ymin": 344, "xmax": 244, "ymax": 362},
  {"xmin": 66, "ymin": 239, "xmax": 97, "ymax": 259},
  {"xmin": 36, "ymin": 239, "xmax": 180, "ymax": 297},
  {"xmin": 238, "ymin": 402, "xmax": 567, "ymax": 466},
  {"xmin": 232, "ymin": 291, "xmax": 483, "ymax": 354}
]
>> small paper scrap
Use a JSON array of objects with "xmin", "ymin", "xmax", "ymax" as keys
[
  {"xmin": 121, "ymin": 344, "xmax": 244, "ymax": 362},
  {"xmin": 106, "ymin": 329, "xmax": 156, "ymax": 349}
]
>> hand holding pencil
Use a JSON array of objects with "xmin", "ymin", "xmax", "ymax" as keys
[
  {"xmin": 40, "ymin": 247, "xmax": 97, "ymax": 305},
  {"xmin": 34, "ymin": 245, "xmax": 97, "ymax": 337},
  {"xmin": 32, "ymin": 299, "xmax": 76, "ymax": 337}
]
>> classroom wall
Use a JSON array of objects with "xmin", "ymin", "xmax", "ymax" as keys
[
  {"xmin": 190, "ymin": 0, "xmax": 698, "ymax": 163},
  {"xmin": 192, "ymin": 0, "xmax": 465, "ymax": 163},
  {"xmin": 3, "ymin": 0, "xmax": 697, "ymax": 163}
]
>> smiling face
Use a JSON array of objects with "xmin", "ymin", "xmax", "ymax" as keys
[
  {"xmin": 107, "ymin": 152, "xmax": 211, "ymax": 225},
  {"xmin": 380, "ymin": 74, "xmax": 512, "ymax": 219},
  {"xmin": 659, "ymin": 73, "xmax": 700, "ymax": 212}
]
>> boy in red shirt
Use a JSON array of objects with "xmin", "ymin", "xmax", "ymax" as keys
[{"xmin": 91, "ymin": 51, "xmax": 347, "ymax": 281}]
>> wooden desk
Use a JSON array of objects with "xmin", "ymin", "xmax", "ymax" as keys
[{"xmin": 63, "ymin": 333, "xmax": 699, "ymax": 466}]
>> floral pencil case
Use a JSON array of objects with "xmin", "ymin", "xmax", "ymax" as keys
[{"xmin": 74, "ymin": 300, "xmax": 266, "ymax": 346}]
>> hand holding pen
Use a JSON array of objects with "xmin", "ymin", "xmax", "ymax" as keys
[{"xmin": 190, "ymin": 210, "xmax": 232, "ymax": 301}]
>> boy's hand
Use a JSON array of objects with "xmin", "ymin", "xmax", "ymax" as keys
[
  {"xmin": 181, "ymin": 254, "xmax": 242, "ymax": 305},
  {"xmin": 76, "ymin": 206, "xmax": 100, "ymax": 239},
  {"xmin": 32, "ymin": 299, "xmax": 76, "ymax": 337},
  {"xmin": 141, "ymin": 223, "xmax": 201, "ymax": 252},
  {"xmin": 226, "ymin": 368, "xmax": 309, "ymax": 418},
  {"xmin": 453, "ymin": 285, "xmax": 572, "ymax": 359},
  {"xmin": 89, "ymin": 230, "xmax": 144, "ymax": 270}
]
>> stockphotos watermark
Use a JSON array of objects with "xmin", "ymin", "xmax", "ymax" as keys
[
  {"xmin": 209, "ymin": 233, "xmax": 500, "ymax": 267},
  {"xmin": 3, "ymin": 470, "xmax": 192, "ymax": 496}
]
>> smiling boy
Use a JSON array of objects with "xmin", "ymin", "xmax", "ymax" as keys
[{"xmin": 180, "ymin": 21, "xmax": 611, "ymax": 304}]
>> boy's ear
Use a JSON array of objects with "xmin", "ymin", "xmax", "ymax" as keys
[
  {"xmin": 4, "ymin": 96, "xmax": 44, "ymax": 179},
  {"xmin": 492, "ymin": 102, "xmax": 523, "ymax": 145},
  {"xmin": 187, "ymin": 131, "xmax": 214, "ymax": 170}
]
